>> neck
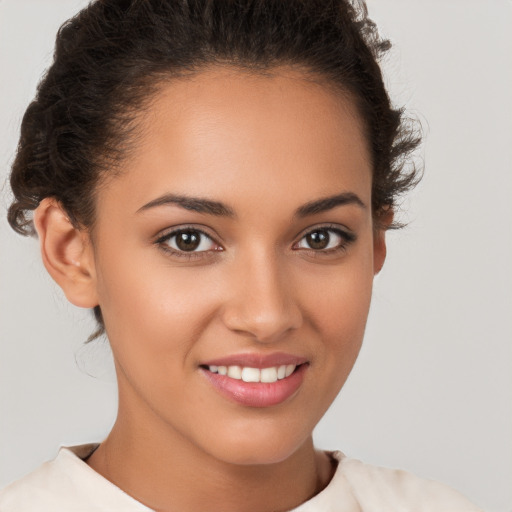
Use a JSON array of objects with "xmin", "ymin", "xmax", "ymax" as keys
[{"xmin": 87, "ymin": 392, "xmax": 335, "ymax": 512}]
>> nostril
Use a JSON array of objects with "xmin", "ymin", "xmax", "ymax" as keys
[{"xmin": 220, "ymin": 270, "xmax": 303, "ymax": 341}]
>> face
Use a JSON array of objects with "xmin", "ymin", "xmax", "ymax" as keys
[{"xmin": 88, "ymin": 67, "xmax": 386, "ymax": 465}]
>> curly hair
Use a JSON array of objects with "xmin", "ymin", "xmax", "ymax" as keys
[{"xmin": 7, "ymin": 0, "xmax": 421, "ymax": 340}]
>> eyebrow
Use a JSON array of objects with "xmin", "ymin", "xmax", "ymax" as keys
[
  {"xmin": 294, "ymin": 192, "xmax": 366, "ymax": 217},
  {"xmin": 137, "ymin": 193, "xmax": 236, "ymax": 217},
  {"xmin": 137, "ymin": 191, "xmax": 365, "ymax": 218}
]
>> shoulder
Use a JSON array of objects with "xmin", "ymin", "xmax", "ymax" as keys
[
  {"xmin": 0, "ymin": 444, "xmax": 150, "ymax": 512},
  {"xmin": 332, "ymin": 451, "xmax": 483, "ymax": 512}
]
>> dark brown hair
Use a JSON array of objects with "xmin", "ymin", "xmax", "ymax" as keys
[{"xmin": 7, "ymin": 0, "xmax": 421, "ymax": 339}]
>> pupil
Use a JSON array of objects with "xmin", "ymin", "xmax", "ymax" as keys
[
  {"xmin": 176, "ymin": 231, "xmax": 200, "ymax": 251},
  {"xmin": 307, "ymin": 230, "xmax": 329, "ymax": 250}
]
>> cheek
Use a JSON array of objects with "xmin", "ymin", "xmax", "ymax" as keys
[
  {"xmin": 306, "ymin": 243, "xmax": 374, "ymax": 335},
  {"xmin": 94, "ymin": 246, "xmax": 223, "ymax": 367},
  {"xmin": 303, "ymin": 242, "xmax": 375, "ymax": 382}
]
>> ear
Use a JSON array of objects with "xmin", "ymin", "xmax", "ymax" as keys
[
  {"xmin": 373, "ymin": 208, "xmax": 394, "ymax": 275},
  {"xmin": 33, "ymin": 198, "xmax": 98, "ymax": 308}
]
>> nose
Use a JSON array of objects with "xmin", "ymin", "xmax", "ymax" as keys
[{"xmin": 220, "ymin": 251, "xmax": 303, "ymax": 343}]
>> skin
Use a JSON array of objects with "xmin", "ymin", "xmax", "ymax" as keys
[{"xmin": 34, "ymin": 67, "xmax": 391, "ymax": 512}]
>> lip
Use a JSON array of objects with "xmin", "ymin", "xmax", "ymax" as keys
[
  {"xmin": 201, "ymin": 352, "xmax": 308, "ymax": 369},
  {"xmin": 201, "ymin": 363, "xmax": 308, "ymax": 408}
]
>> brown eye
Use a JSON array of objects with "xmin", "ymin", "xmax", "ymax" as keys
[
  {"xmin": 295, "ymin": 227, "xmax": 354, "ymax": 252},
  {"xmin": 162, "ymin": 229, "xmax": 217, "ymax": 253},
  {"xmin": 176, "ymin": 231, "xmax": 201, "ymax": 251},
  {"xmin": 305, "ymin": 230, "xmax": 330, "ymax": 250}
]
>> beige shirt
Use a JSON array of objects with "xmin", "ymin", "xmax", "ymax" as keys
[{"xmin": 0, "ymin": 444, "xmax": 482, "ymax": 511}]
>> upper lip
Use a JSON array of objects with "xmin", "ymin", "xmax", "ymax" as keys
[{"xmin": 200, "ymin": 352, "xmax": 308, "ymax": 369}]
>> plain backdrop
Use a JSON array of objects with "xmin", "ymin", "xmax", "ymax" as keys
[{"xmin": 0, "ymin": 1, "xmax": 511, "ymax": 510}]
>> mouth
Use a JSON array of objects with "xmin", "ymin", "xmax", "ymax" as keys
[
  {"xmin": 199, "ymin": 356, "xmax": 308, "ymax": 407},
  {"xmin": 201, "ymin": 363, "xmax": 301, "ymax": 383}
]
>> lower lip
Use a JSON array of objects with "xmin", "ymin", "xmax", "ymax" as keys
[{"xmin": 201, "ymin": 364, "xmax": 307, "ymax": 408}]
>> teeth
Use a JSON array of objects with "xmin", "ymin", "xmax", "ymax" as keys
[
  {"xmin": 260, "ymin": 367, "xmax": 278, "ymax": 383},
  {"xmin": 207, "ymin": 364, "xmax": 297, "ymax": 383},
  {"xmin": 227, "ymin": 365, "xmax": 242, "ymax": 379},
  {"xmin": 241, "ymin": 367, "xmax": 260, "ymax": 382}
]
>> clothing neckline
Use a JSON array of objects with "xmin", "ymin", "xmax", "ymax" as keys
[{"xmin": 57, "ymin": 443, "xmax": 357, "ymax": 511}]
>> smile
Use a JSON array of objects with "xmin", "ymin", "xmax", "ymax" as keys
[
  {"xmin": 200, "ymin": 355, "xmax": 308, "ymax": 407},
  {"xmin": 206, "ymin": 364, "xmax": 297, "ymax": 383}
]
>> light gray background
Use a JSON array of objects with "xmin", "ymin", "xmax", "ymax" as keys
[{"xmin": 1, "ymin": 1, "xmax": 511, "ymax": 510}]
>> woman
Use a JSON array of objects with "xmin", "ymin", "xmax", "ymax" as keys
[{"xmin": 0, "ymin": 0, "xmax": 486, "ymax": 510}]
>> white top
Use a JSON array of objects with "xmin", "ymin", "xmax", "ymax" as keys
[{"xmin": 0, "ymin": 444, "xmax": 482, "ymax": 512}]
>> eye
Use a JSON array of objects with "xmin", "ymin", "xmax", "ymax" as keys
[
  {"xmin": 294, "ymin": 227, "xmax": 355, "ymax": 252},
  {"xmin": 157, "ymin": 228, "xmax": 219, "ymax": 254}
]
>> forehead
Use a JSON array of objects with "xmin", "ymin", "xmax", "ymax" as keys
[{"xmin": 97, "ymin": 66, "xmax": 372, "ymax": 217}]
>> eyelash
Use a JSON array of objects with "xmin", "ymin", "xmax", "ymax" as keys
[
  {"xmin": 155, "ymin": 227, "xmax": 220, "ymax": 261},
  {"xmin": 293, "ymin": 225, "xmax": 356, "ymax": 256},
  {"xmin": 155, "ymin": 224, "xmax": 356, "ymax": 260}
]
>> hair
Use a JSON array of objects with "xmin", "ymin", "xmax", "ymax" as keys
[{"xmin": 7, "ymin": 0, "xmax": 421, "ymax": 340}]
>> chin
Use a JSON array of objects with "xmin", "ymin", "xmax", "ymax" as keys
[
  {"xmin": 199, "ymin": 421, "xmax": 313, "ymax": 467},
  {"xmin": 215, "ymin": 444, "xmax": 301, "ymax": 467}
]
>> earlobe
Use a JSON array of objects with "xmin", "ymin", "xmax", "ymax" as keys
[
  {"xmin": 33, "ymin": 198, "xmax": 98, "ymax": 308},
  {"xmin": 373, "ymin": 208, "xmax": 394, "ymax": 275},
  {"xmin": 373, "ymin": 229, "xmax": 387, "ymax": 275}
]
